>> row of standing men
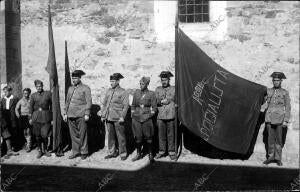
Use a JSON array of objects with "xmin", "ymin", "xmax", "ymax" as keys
[
  {"xmin": 0, "ymin": 70, "xmax": 291, "ymax": 166},
  {"xmin": 0, "ymin": 70, "xmax": 177, "ymax": 162}
]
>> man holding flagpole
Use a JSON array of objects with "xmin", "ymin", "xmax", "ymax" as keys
[{"xmin": 64, "ymin": 70, "xmax": 92, "ymax": 160}]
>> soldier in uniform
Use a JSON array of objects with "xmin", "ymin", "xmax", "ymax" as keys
[
  {"xmin": 261, "ymin": 72, "xmax": 291, "ymax": 166},
  {"xmin": 131, "ymin": 77, "xmax": 157, "ymax": 163},
  {"xmin": 100, "ymin": 73, "xmax": 129, "ymax": 161},
  {"xmin": 29, "ymin": 80, "xmax": 52, "ymax": 159},
  {"xmin": 0, "ymin": 85, "xmax": 19, "ymax": 158},
  {"xmin": 155, "ymin": 71, "xmax": 177, "ymax": 161},
  {"xmin": 64, "ymin": 70, "xmax": 92, "ymax": 160}
]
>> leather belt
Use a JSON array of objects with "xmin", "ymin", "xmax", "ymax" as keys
[
  {"xmin": 37, "ymin": 107, "xmax": 48, "ymax": 111},
  {"xmin": 138, "ymin": 105, "xmax": 150, "ymax": 109}
]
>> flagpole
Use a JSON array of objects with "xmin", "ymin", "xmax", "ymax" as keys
[{"xmin": 175, "ymin": 0, "xmax": 179, "ymax": 158}]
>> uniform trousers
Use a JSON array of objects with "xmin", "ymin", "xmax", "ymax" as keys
[
  {"xmin": 106, "ymin": 120, "xmax": 127, "ymax": 157},
  {"xmin": 157, "ymin": 119, "xmax": 175, "ymax": 155},
  {"xmin": 68, "ymin": 117, "xmax": 88, "ymax": 155},
  {"xmin": 132, "ymin": 118, "xmax": 153, "ymax": 143},
  {"xmin": 267, "ymin": 123, "xmax": 283, "ymax": 161}
]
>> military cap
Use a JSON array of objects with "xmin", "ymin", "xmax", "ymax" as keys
[
  {"xmin": 110, "ymin": 73, "xmax": 124, "ymax": 80},
  {"xmin": 72, "ymin": 70, "xmax": 86, "ymax": 78},
  {"xmin": 270, "ymin": 72, "xmax": 286, "ymax": 79},
  {"xmin": 159, "ymin": 71, "xmax": 174, "ymax": 78},
  {"xmin": 34, "ymin": 79, "xmax": 43, "ymax": 86},
  {"xmin": 140, "ymin": 76, "xmax": 150, "ymax": 85}
]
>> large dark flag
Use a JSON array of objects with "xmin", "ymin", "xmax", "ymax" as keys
[
  {"xmin": 45, "ymin": 5, "xmax": 63, "ymax": 151},
  {"xmin": 176, "ymin": 29, "xmax": 267, "ymax": 154}
]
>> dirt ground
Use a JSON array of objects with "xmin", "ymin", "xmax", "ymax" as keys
[
  {"xmin": 1, "ymin": 138, "xmax": 298, "ymax": 171},
  {"xmin": 1, "ymin": 146, "xmax": 299, "ymax": 191}
]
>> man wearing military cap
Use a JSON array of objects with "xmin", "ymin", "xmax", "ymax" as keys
[
  {"xmin": 64, "ymin": 70, "xmax": 92, "ymax": 160},
  {"xmin": 261, "ymin": 72, "xmax": 291, "ymax": 166},
  {"xmin": 29, "ymin": 80, "xmax": 52, "ymax": 158},
  {"xmin": 155, "ymin": 71, "xmax": 177, "ymax": 161},
  {"xmin": 131, "ymin": 76, "xmax": 157, "ymax": 163},
  {"xmin": 100, "ymin": 73, "xmax": 129, "ymax": 161}
]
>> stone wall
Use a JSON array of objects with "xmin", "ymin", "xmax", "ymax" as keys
[{"xmin": 21, "ymin": 0, "xmax": 175, "ymax": 106}]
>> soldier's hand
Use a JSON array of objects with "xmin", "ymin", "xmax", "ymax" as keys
[
  {"xmin": 84, "ymin": 115, "xmax": 90, "ymax": 122},
  {"xmin": 283, "ymin": 121, "xmax": 288, "ymax": 127},
  {"xmin": 119, "ymin": 117, "xmax": 124, "ymax": 123},
  {"xmin": 101, "ymin": 117, "xmax": 106, "ymax": 122},
  {"xmin": 63, "ymin": 114, "xmax": 68, "ymax": 122},
  {"xmin": 16, "ymin": 113, "xmax": 20, "ymax": 118},
  {"xmin": 29, "ymin": 119, "xmax": 32, "ymax": 125},
  {"xmin": 51, "ymin": 121, "xmax": 53, "ymax": 125},
  {"xmin": 97, "ymin": 111, "xmax": 101, "ymax": 117}
]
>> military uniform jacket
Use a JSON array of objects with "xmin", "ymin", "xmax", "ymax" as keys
[
  {"xmin": 131, "ymin": 89, "xmax": 157, "ymax": 123},
  {"xmin": 155, "ymin": 85, "xmax": 175, "ymax": 120},
  {"xmin": 0, "ymin": 96, "xmax": 19, "ymax": 128},
  {"xmin": 65, "ymin": 83, "xmax": 92, "ymax": 118},
  {"xmin": 29, "ymin": 90, "xmax": 52, "ymax": 123},
  {"xmin": 101, "ymin": 85, "xmax": 129, "ymax": 121},
  {"xmin": 264, "ymin": 87, "xmax": 291, "ymax": 125}
]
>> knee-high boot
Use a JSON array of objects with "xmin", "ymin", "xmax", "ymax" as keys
[
  {"xmin": 36, "ymin": 138, "xmax": 43, "ymax": 159},
  {"xmin": 148, "ymin": 142, "xmax": 154, "ymax": 163},
  {"xmin": 132, "ymin": 143, "xmax": 142, "ymax": 162},
  {"xmin": 42, "ymin": 138, "xmax": 51, "ymax": 157}
]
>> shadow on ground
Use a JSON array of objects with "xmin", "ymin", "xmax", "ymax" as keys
[{"xmin": 1, "ymin": 160, "xmax": 298, "ymax": 191}]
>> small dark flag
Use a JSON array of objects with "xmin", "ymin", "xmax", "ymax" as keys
[{"xmin": 65, "ymin": 40, "xmax": 71, "ymax": 100}]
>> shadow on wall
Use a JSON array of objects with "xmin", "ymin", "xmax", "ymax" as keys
[{"xmin": 87, "ymin": 104, "xmax": 105, "ymax": 154}]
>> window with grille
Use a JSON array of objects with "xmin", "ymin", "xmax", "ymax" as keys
[{"xmin": 178, "ymin": 0, "xmax": 209, "ymax": 23}]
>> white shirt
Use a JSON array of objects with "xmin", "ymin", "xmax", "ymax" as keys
[{"xmin": 4, "ymin": 95, "xmax": 14, "ymax": 110}]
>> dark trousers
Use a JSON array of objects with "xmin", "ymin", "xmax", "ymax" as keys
[
  {"xmin": 132, "ymin": 119, "xmax": 153, "ymax": 143},
  {"xmin": 32, "ymin": 122, "xmax": 51, "ymax": 146},
  {"xmin": 106, "ymin": 121, "xmax": 127, "ymax": 157},
  {"xmin": 157, "ymin": 119, "xmax": 175, "ymax": 155},
  {"xmin": 267, "ymin": 123, "xmax": 283, "ymax": 161},
  {"xmin": 68, "ymin": 117, "xmax": 88, "ymax": 155},
  {"xmin": 19, "ymin": 115, "xmax": 32, "ymax": 138},
  {"xmin": 1, "ymin": 110, "xmax": 13, "ymax": 139}
]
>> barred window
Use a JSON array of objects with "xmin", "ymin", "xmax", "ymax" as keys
[{"xmin": 179, "ymin": 0, "xmax": 209, "ymax": 23}]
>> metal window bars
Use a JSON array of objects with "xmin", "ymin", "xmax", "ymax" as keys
[{"xmin": 178, "ymin": 0, "xmax": 209, "ymax": 23}]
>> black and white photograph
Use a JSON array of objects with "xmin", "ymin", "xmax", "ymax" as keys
[{"xmin": 0, "ymin": 0, "xmax": 299, "ymax": 191}]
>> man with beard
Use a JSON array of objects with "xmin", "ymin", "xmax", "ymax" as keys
[
  {"xmin": 100, "ymin": 73, "xmax": 129, "ymax": 161},
  {"xmin": 131, "ymin": 77, "xmax": 157, "ymax": 163},
  {"xmin": 29, "ymin": 80, "xmax": 52, "ymax": 159},
  {"xmin": 64, "ymin": 70, "xmax": 92, "ymax": 160},
  {"xmin": 155, "ymin": 71, "xmax": 177, "ymax": 161},
  {"xmin": 262, "ymin": 72, "xmax": 291, "ymax": 166}
]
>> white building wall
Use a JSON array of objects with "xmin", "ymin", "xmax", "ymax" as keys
[{"xmin": 154, "ymin": 0, "xmax": 228, "ymax": 43}]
